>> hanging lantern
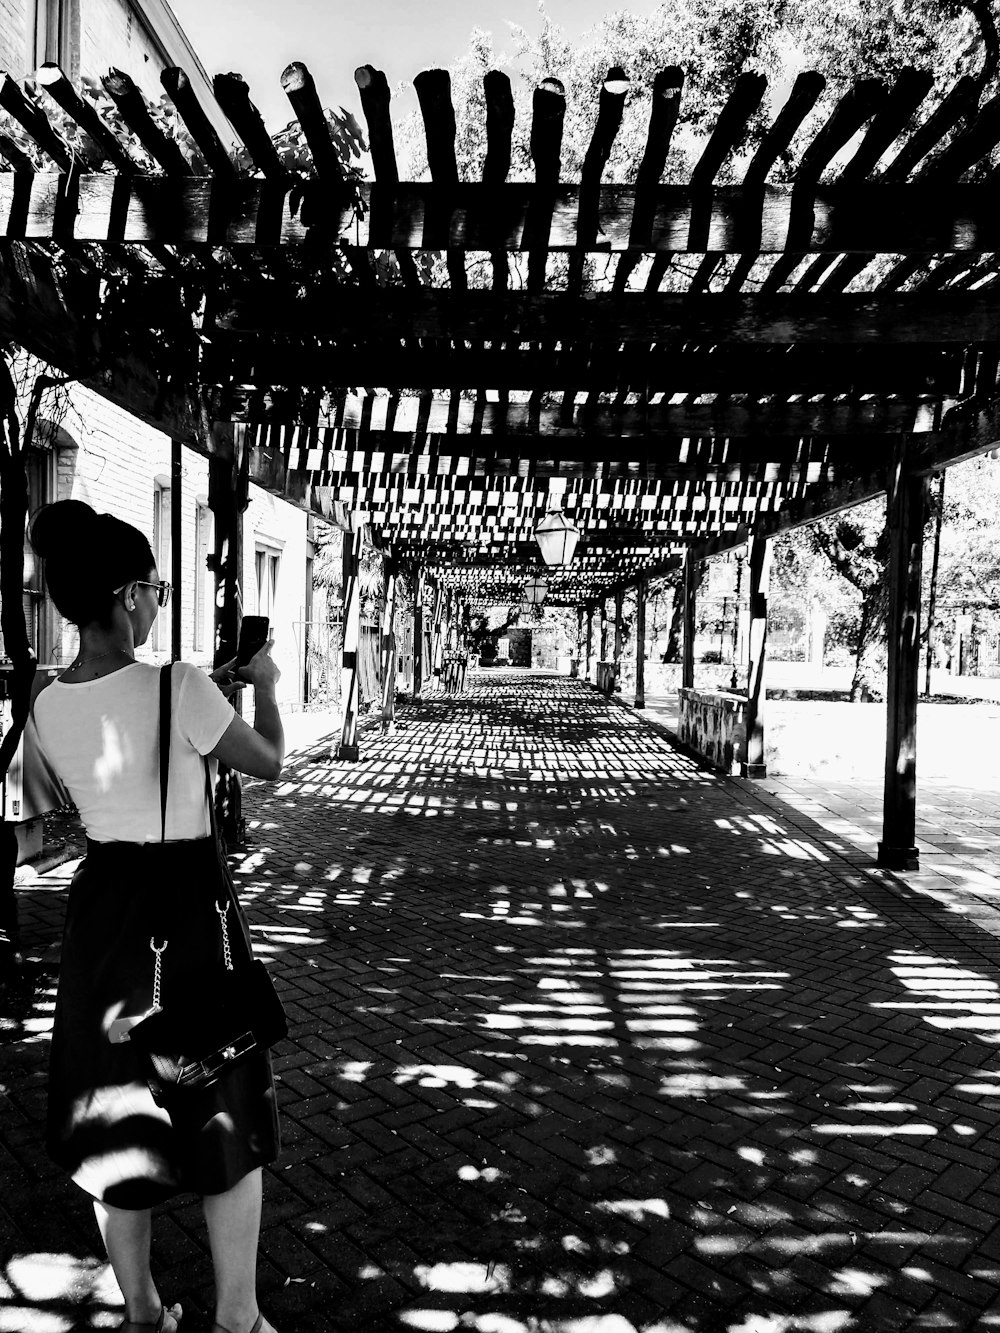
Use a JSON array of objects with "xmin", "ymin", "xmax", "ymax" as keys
[
  {"xmin": 522, "ymin": 575, "xmax": 548, "ymax": 605},
  {"xmin": 518, "ymin": 599, "xmax": 533, "ymax": 616},
  {"xmin": 534, "ymin": 510, "xmax": 580, "ymax": 566}
]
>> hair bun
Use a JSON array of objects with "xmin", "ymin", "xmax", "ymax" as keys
[{"xmin": 30, "ymin": 500, "xmax": 100, "ymax": 560}]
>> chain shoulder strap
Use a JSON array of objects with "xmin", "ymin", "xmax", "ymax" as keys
[{"xmin": 146, "ymin": 666, "xmax": 238, "ymax": 999}]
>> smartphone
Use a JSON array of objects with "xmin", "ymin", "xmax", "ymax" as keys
[{"xmin": 236, "ymin": 616, "xmax": 270, "ymax": 672}]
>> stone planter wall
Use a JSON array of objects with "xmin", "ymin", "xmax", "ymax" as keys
[{"xmin": 678, "ymin": 686, "xmax": 748, "ymax": 774}]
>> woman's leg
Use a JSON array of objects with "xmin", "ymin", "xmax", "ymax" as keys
[
  {"xmin": 93, "ymin": 1201, "xmax": 180, "ymax": 1327},
  {"xmin": 202, "ymin": 1168, "xmax": 276, "ymax": 1332}
]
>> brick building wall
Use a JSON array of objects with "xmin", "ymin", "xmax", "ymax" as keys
[
  {"xmin": 79, "ymin": 0, "xmax": 170, "ymax": 103},
  {"xmin": 24, "ymin": 384, "xmax": 311, "ymax": 713},
  {"xmin": 2, "ymin": 0, "xmax": 230, "ymax": 140},
  {"xmin": 0, "ymin": 0, "xmax": 28, "ymax": 78}
]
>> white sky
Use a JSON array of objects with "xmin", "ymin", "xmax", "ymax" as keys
[{"xmin": 167, "ymin": 0, "xmax": 660, "ymax": 132}]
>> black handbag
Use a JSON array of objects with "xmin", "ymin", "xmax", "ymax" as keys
[{"xmin": 126, "ymin": 665, "xmax": 287, "ymax": 1101}]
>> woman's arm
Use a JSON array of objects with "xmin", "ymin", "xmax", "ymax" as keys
[{"xmin": 208, "ymin": 642, "xmax": 285, "ymax": 779}]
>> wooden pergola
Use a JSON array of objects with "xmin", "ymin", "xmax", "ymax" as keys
[{"xmin": 3, "ymin": 57, "xmax": 1000, "ymax": 868}]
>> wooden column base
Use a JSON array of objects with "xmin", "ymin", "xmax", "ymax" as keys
[
  {"xmin": 740, "ymin": 761, "xmax": 767, "ymax": 779},
  {"xmin": 337, "ymin": 743, "xmax": 360, "ymax": 762},
  {"xmin": 381, "ymin": 720, "xmax": 396, "ymax": 736},
  {"xmin": 877, "ymin": 841, "xmax": 919, "ymax": 871}
]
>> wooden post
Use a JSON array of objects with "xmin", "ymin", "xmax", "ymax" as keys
[
  {"xmin": 575, "ymin": 606, "xmax": 584, "ymax": 677},
  {"xmin": 742, "ymin": 534, "xmax": 770, "ymax": 779},
  {"xmin": 413, "ymin": 566, "xmax": 425, "ymax": 702},
  {"xmin": 599, "ymin": 598, "xmax": 609, "ymax": 663},
  {"xmin": 0, "ymin": 357, "xmax": 36, "ymax": 971},
  {"xmin": 879, "ymin": 447, "xmax": 927, "ymax": 871},
  {"xmin": 613, "ymin": 588, "xmax": 624, "ymax": 682},
  {"xmin": 380, "ymin": 555, "xmax": 398, "ymax": 734},
  {"xmin": 208, "ymin": 440, "xmax": 248, "ymax": 845},
  {"xmin": 924, "ymin": 471, "xmax": 945, "ymax": 698},
  {"xmin": 682, "ymin": 553, "xmax": 697, "ymax": 691},
  {"xmin": 634, "ymin": 577, "xmax": 646, "ymax": 709},
  {"xmin": 337, "ymin": 524, "xmax": 362, "ymax": 761},
  {"xmin": 585, "ymin": 604, "xmax": 594, "ymax": 681},
  {"xmin": 170, "ymin": 438, "xmax": 183, "ymax": 662},
  {"xmin": 431, "ymin": 581, "xmax": 445, "ymax": 685}
]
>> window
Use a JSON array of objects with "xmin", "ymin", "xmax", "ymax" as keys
[
  {"xmin": 152, "ymin": 482, "xmax": 170, "ymax": 652},
  {"xmin": 255, "ymin": 546, "xmax": 280, "ymax": 621},
  {"xmin": 32, "ymin": 0, "xmax": 75, "ymax": 72},
  {"xmin": 21, "ymin": 447, "xmax": 51, "ymax": 660},
  {"xmin": 193, "ymin": 503, "xmax": 212, "ymax": 653}
]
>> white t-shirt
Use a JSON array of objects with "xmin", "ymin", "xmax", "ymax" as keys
[{"xmin": 33, "ymin": 661, "xmax": 236, "ymax": 844}]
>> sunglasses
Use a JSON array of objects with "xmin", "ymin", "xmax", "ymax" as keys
[{"xmin": 135, "ymin": 580, "xmax": 172, "ymax": 608}]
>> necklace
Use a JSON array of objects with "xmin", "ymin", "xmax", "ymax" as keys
[{"xmin": 68, "ymin": 646, "xmax": 134, "ymax": 671}]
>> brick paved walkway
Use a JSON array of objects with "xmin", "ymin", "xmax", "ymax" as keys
[{"xmin": 5, "ymin": 671, "xmax": 1000, "ymax": 1331}]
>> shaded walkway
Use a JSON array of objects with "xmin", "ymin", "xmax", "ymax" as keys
[{"xmin": 5, "ymin": 672, "xmax": 1000, "ymax": 1331}]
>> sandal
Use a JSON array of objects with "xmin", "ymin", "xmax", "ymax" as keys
[
  {"xmin": 119, "ymin": 1306, "xmax": 182, "ymax": 1332},
  {"xmin": 212, "ymin": 1317, "xmax": 264, "ymax": 1333}
]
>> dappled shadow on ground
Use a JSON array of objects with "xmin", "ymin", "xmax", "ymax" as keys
[{"xmin": 5, "ymin": 673, "xmax": 1000, "ymax": 1330}]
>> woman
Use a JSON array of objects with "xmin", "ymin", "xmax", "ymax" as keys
[{"xmin": 30, "ymin": 499, "xmax": 284, "ymax": 1333}]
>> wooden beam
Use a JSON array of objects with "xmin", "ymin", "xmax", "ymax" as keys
[
  {"xmin": 281, "ymin": 62, "xmax": 347, "ymax": 186},
  {"xmin": 413, "ymin": 69, "xmax": 465, "ymax": 293},
  {"xmin": 742, "ymin": 72, "xmax": 826, "ymax": 189},
  {"xmin": 0, "ymin": 72, "xmax": 73, "ymax": 171},
  {"xmin": 101, "ymin": 68, "xmax": 192, "ymax": 175},
  {"xmin": 214, "ymin": 73, "xmax": 289, "ymax": 183},
  {"xmin": 206, "ymin": 342, "xmax": 964, "ymax": 397},
  {"xmin": 690, "ymin": 72, "xmax": 767, "ymax": 189},
  {"xmin": 6, "ymin": 177, "xmax": 1000, "ymax": 252},
  {"xmin": 161, "ymin": 68, "xmax": 236, "ymax": 180},
  {"xmin": 636, "ymin": 67, "xmax": 684, "ymax": 187},
  {"xmin": 356, "ymin": 66, "xmax": 398, "ymax": 185},
  {"xmin": 214, "ymin": 289, "xmax": 1000, "ymax": 345},
  {"xmin": 568, "ymin": 66, "xmax": 630, "ymax": 291},
  {"xmin": 220, "ymin": 390, "xmax": 949, "ymax": 438},
  {"xmin": 882, "ymin": 74, "xmax": 979, "ymax": 182},
  {"xmin": 36, "ymin": 63, "xmax": 136, "ymax": 174},
  {"xmin": 838, "ymin": 67, "xmax": 933, "ymax": 184}
]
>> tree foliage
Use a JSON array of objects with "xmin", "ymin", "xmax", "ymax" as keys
[
  {"xmin": 394, "ymin": 0, "xmax": 999, "ymax": 190},
  {"xmin": 932, "ymin": 454, "xmax": 1000, "ymax": 615}
]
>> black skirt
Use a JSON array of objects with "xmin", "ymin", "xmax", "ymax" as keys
[{"xmin": 47, "ymin": 837, "xmax": 280, "ymax": 1210}]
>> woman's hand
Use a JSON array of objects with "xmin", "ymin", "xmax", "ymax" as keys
[
  {"xmin": 210, "ymin": 657, "xmax": 246, "ymax": 700},
  {"xmin": 240, "ymin": 638, "xmax": 281, "ymax": 692}
]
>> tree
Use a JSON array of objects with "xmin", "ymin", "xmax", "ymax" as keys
[
  {"xmin": 932, "ymin": 454, "xmax": 1000, "ymax": 612},
  {"xmin": 394, "ymin": 0, "xmax": 1000, "ymax": 192},
  {"xmin": 773, "ymin": 499, "xmax": 891, "ymax": 699},
  {"xmin": 388, "ymin": 0, "xmax": 1000, "ymax": 682},
  {"xmin": 782, "ymin": 1, "xmax": 996, "ymax": 102},
  {"xmin": 396, "ymin": 2, "xmax": 789, "ymax": 189}
]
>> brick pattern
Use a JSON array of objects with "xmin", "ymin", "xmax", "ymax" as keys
[
  {"xmin": 4, "ymin": 672, "xmax": 1000, "ymax": 1331},
  {"xmin": 0, "ymin": 0, "xmax": 28, "ymax": 78}
]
